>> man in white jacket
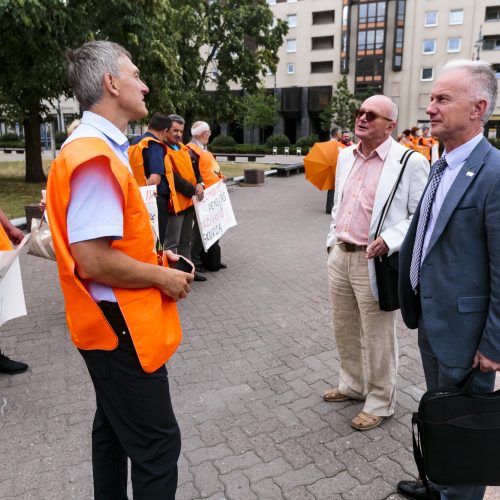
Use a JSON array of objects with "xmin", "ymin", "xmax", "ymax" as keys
[{"xmin": 324, "ymin": 95, "xmax": 428, "ymax": 430}]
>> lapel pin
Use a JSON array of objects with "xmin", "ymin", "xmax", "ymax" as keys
[{"xmin": 466, "ymin": 171, "xmax": 474, "ymax": 177}]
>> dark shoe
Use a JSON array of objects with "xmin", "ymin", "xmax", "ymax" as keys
[
  {"xmin": 0, "ymin": 352, "xmax": 28, "ymax": 374},
  {"xmin": 397, "ymin": 480, "xmax": 439, "ymax": 499},
  {"xmin": 219, "ymin": 263, "xmax": 227, "ymax": 269},
  {"xmin": 194, "ymin": 272, "xmax": 207, "ymax": 282},
  {"xmin": 195, "ymin": 265, "xmax": 207, "ymax": 273}
]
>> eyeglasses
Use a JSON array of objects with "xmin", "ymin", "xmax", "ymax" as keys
[{"xmin": 355, "ymin": 109, "xmax": 393, "ymax": 122}]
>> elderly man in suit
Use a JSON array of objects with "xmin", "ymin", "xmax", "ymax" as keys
[
  {"xmin": 324, "ymin": 95, "xmax": 429, "ymax": 430},
  {"xmin": 397, "ymin": 60, "xmax": 500, "ymax": 500}
]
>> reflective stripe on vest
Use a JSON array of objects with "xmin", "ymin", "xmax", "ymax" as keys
[
  {"xmin": 186, "ymin": 142, "xmax": 221, "ymax": 188},
  {"xmin": 166, "ymin": 144, "xmax": 197, "ymax": 211},
  {"xmin": 128, "ymin": 136, "xmax": 181, "ymax": 214},
  {"xmin": 46, "ymin": 137, "xmax": 182, "ymax": 373}
]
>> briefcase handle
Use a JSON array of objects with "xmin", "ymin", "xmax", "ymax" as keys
[
  {"xmin": 412, "ymin": 413, "xmax": 433, "ymax": 496},
  {"xmin": 457, "ymin": 367, "xmax": 479, "ymax": 396}
]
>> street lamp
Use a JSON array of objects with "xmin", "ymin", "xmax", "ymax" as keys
[{"xmin": 474, "ymin": 25, "xmax": 483, "ymax": 61}]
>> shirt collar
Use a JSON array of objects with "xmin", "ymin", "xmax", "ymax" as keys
[
  {"xmin": 442, "ymin": 133, "xmax": 484, "ymax": 170},
  {"xmin": 354, "ymin": 135, "xmax": 392, "ymax": 161},
  {"xmin": 80, "ymin": 111, "xmax": 129, "ymax": 150},
  {"xmin": 191, "ymin": 138, "xmax": 206, "ymax": 149}
]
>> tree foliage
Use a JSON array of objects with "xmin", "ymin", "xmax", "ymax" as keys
[
  {"xmin": 320, "ymin": 76, "xmax": 359, "ymax": 133},
  {"xmin": 240, "ymin": 89, "xmax": 280, "ymax": 143},
  {"xmin": 0, "ymin": 0, "xmax": 85, "ymax": 181},
  {"xmin": 169, "ymin": 0, "xmax": 288, "ymax": 130}
]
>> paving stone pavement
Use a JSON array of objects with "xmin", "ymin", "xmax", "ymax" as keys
[{"xmin": 1, "ymin": 172, "xmax": 498, "ymax": 499}]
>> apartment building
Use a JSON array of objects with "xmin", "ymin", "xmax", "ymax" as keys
[{"xmin": 265, "ymin": 0, "xmax": 500, "ymax": 140}]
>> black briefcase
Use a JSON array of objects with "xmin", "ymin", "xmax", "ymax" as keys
[
  {"xmin": 413, "ymin": 368, "xmax": 500, "ymax": 488},
  {"xmin": 374, "ymin": 252, "xmax": 399, "ymax": 311}
]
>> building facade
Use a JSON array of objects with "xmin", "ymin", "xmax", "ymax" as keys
[{"xmin": 264, "ymin": 0, "xmax": 500, "ymax": 140}]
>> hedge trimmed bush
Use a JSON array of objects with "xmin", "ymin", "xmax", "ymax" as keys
[
  {"xmin": 265, "ymin": 134, "xmax": 290, "ymax": 148},
  {"xmin": 296, "ymin": 134, "xmax": 319, "ymax": 149},
  {"xmin": 210, "ymin": 134, "xmax": 236, "ymax": 147}
]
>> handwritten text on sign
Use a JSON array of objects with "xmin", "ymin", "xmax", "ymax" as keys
[{"xmin": 193, "ymin": 181, "xmax": 237, "ymax": 251}]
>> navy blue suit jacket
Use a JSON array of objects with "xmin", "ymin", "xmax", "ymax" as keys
[{"xmin": 399, "ymin": 138, "xmax": 500, "ymax": 368}]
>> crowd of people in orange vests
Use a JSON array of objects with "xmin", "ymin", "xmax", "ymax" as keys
[{"xmin": 397, "ymin": 124, "xmax": 440, "ymax": 163}]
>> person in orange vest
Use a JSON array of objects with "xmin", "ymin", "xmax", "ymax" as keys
[
  {"xmin": 340, "ymin": 129, "xmax": 354, "ymax": 147},
  {"xmin": 0, "ymin": 208, "xmax": 28, "ymax": 374},
  {"xmin": 129, "ymin": 112, "xmax": 181, "ymax": 244},
  {"xmin": 46, "ymin": 41, "xmax": 193, "ymax": 499},
  {"xmin": 326, "ymin": 126, "xmax": 345, "ymax": 213},
  {"xmin": 187, "ymin": 121, "xmax": 227, "ymax": 273},
  {"xmin": 163, "ymin": 114, "xmax": 208, "ymax": 281},
  {"xmin": 418, "ymin": 124, "xmax": 440, "ymax": 162}
]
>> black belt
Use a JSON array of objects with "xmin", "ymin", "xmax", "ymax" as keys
[{"xmin": 337, "ymin": 241, "xmax": 367, "ymax": 252}]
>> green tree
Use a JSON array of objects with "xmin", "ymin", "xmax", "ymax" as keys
[
  {"xmin": 240, "ymin": 89, "xmax": 280, "ymax": 143},
  {"xmin": 320, "ymin": 75, "xmax": 359, "ymax": 133},
  {"xmin": 170, "ymin": 0, "xmax": 288, "ymax": 135},
  {"xmin": 0, "ymin": 0, "xmax": 85, "ymax": 182}
]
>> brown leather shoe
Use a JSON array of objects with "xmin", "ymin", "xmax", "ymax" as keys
[
  {"xmin": 350, "ymin": 411, "xmax": 386, "ymax": 431},
  {"xmin": 323, "ymin": 387, "xmax": 352, "ymax": 402}
]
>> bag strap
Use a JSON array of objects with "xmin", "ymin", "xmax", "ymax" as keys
[
  {"xmin": 375, "ymin": 149, "xmax": 415, "ymax": 239},
  {"xmin": 412, "ymin": 413, "xmax": 434, "ymax": 496}
]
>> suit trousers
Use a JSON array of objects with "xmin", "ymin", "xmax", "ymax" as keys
[
  {"xmin": 164, "ymin": 206, "xmax": 195, "ymax": 259},
  {"xmin": 327, "ymin": 245, "xmax": 397, "ymax": 416},
  {"xmin": 418, "ymin": 315, "xmax": 494, "ymax": 500},
  {"xmin": 79, "ymin": 301, "xmax": 181, "ymax": 500}
]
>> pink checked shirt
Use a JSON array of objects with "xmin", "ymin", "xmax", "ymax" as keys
[{"xmin": 335, "ymin": 136, "xmax": 391, "ymax": 245}]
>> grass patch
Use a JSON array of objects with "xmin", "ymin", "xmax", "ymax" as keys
[
  {"xmin": 218, "ymin": 162, "xmax": 272, "ymax": 178},
  {"xmin": 0, "ymin": 160, "xmax": 51, "ymax": 218}
]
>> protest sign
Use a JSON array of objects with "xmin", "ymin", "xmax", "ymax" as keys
[
  {"xmin": 193, "ymin": 181, "xmax": 237, "ymax": 251},
  {"xmin": 139, "ymin": 185, "xmax": 159, "ymax": 243}
]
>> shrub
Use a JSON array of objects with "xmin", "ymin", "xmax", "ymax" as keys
[
  {"xmin": 55, "ymin": 131, "xmax": 68, "ymax": 148},
  {"xmin": 210, "ymin": 134, "xmax": 236, "ymax": 147},
  {"xmin": 265, "ymin": 134, "xmax": 290, "ymax": 148},
  {"xmin": 0, "ymin": 133, "xmax": 22, "ymax": 142},
  {"xmin": 296, "ymin": 134, "xmax": 319, "ymax": 149}
]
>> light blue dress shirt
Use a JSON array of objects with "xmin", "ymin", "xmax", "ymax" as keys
[{"xmin": 422, "ymin": 132, "xmax": 484, "ymax": 259}]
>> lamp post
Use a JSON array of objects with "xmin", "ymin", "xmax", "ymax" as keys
[{"xmin": 474, "ymin": 25, "xmax": 483, "ymax": 61}]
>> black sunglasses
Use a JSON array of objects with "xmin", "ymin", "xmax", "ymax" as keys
[{"xmin": 355, "ymin": 109, "xmax": 393, "ymax": 122}]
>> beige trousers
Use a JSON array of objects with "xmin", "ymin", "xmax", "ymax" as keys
[{"xmin": 327, "ymin": 245, "xmax": 397, "ymax": 416}]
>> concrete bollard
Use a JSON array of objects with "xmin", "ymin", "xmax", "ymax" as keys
[{"xmin": 243, "ymin": 169, "xmax": 265, "ymax": 185}]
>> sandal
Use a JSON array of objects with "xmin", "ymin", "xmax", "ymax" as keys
[
  {"xmin": 323, "ymin": 387, "xmax": 352, "ymax": 402},
  {"xmin": 350, "ymin": 411, "xmax": 386, "ymax": 431}
]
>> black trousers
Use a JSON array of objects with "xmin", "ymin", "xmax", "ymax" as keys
[
  {"xmin": 156, "ymin": 193, "xmax": 169, "ymax": 246},
  {"xmin": 79, "ymin": 302, "xmax": 181, "ymax": 500}
]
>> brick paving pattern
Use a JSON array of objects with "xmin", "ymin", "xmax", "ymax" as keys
[{"xmin": 1, "ymin": 171, "xmax": 498, "ymax": 499}]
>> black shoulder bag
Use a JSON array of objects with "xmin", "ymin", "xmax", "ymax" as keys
[
  {"xmin": 413, "ymin": 368, "xmax": 500, "ymax": 489},
  {"xmin": 373, "ymin": 149, "xmax": 414, "ymax": 311}
]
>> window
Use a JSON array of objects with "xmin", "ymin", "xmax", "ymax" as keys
[
  {"xmin": 287, "ymin": 0, "xmax": 297, "ymax": 3},
  {"xmin": 359, "ymin": 2, "xmax": 386, "ymax": 24},
  {"xmin": 312, "ymin": 10, "xmax": 335, "ymax": 25},
  {"xmin": 358, "ymin": 29, "xmax": 384, "ymax": 51},
  {"xmin": 286, "ymin": 39, "xmax": 297, "ymax": 53},
  {"xmin": 449, "ymin": 9, "xmax": 464, "ymax": 25},
  {"xmin": 287, "ymin": 63, "xmax": 295, "ymax": 74},
  {"xmin": 266, "ymin": 67, "xmax": 274, "ymax": 76},
  {"xmin": 486, "ymin": 6, "xmax": 500, "ymax": 21},
  {"xmin": 395, "ymin": 28, "xmax": 404, "ymax": 49},
  {"xmin": 493, "ymin": 64, "xmax": 500, "ymax": 78},
  {"xmin": 287, "ymin": 14, "xmax": 297, "ymax": 27},
  {"xmin": 310, "ymin": 61, "xmax": 333, "ymax": 73},
  {"xmin": 422, "ymin": 39, "xmax": 436, "ymax": 54},
  {"xmin": 421, "ymin": 68, "xmax": 433, "ymax": 81},
  {"xmin": 483, "ymin": 36, "xmax": 500, "ymax": 50},
  {"xmin": 424, "ymin": 11, "xmax": 438, "ymax": 26},
  {"xmin": 266, "ymin": 0, "xmax": 276, "ymax": 4},
  {"xmin": 312, "ymin": 36, "xmax": 334, "ymax": 50},
  {"xmin": 447, "ymin": 37, "xmax": 461, "ymax": 53}
]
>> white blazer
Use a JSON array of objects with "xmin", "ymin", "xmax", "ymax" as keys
[{"xmin": 326, "ymin": 137, "xmax": 429, "ymax": 300}]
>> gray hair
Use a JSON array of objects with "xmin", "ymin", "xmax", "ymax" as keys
[
  {"xmin": 191, "ymin": 121, "xmax": 210, "ymax": 137},
  {"xmin": 66, "ymin": 41, "xmax": 131, "ymax": 111},
  {"xmin": 440, "ymin": 59, "xmax": 498, "ymax": 123}
]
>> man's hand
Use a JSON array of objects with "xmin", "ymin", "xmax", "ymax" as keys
[
  {"xmin": 195, "ymin": 183, "xmax": 204, "ymax": 201},
  {"xmin": 7, "ymin": 225, "xmax": 24, "ymax": 245},
  {"xmin": 473, "ymin": 351, "xmax": 500, "ymax": 372},
  {"xmin": 365, "ymin": 236, "xmax": 389, "ymax": 259}
]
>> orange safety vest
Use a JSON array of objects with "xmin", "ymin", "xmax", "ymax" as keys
[
  {"xmin": 128, "ymin": 135, "xmax": 181, "ymax": 214},
  {"xmin": 186, "ymin": 142, "xmax": 222, "ymax": 188},
  {"xmin": 165, "ymin": 144, "xmax": 197, "ymax": 211},
  {"xmin": 419, "ymin": 136, "xmax": 438, "ymax": 161},
  {"xmin": 0, "ymin": 225, "xmax": 12, "ymax": 250},
  {"xmin": 46, "ymin": 137, "xmax": 182, "ymax": 373}
]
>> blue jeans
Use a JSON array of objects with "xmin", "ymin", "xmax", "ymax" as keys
[{"xmin": 418, "ymin": 315, "xmax": 494, "ymax": 500}]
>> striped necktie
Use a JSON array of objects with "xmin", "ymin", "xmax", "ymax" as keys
[{"xmin": 409, "ymin": 157, "xmax": 448, "ymax": 291}]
